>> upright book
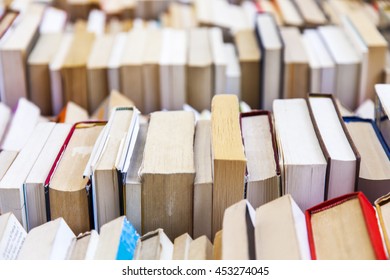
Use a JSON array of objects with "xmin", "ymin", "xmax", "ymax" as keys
[{"xmin": 375, "ymin": 84, "xmax": 390, "ymax": 147}]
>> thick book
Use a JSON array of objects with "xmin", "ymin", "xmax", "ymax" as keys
[
  {"xmin": 240, "ymin": 110, "xmax": 281, "ymax": 208},
  {"xmin": 0, "ymin": 122, "xmax": 56, "ymax": 230},
  {"xmin": 45, "ymin": 122, "xmax": 105, "ymax": 235},
  {"xmin": 306, "ymin": 192, "xmax": 387, "ymax": 260},
  {"xmin": 139, "ymin": 111, "xmax": 195, "ymax": 240},
  {"xmin": 94, "ymin": 216, "xmax": 139, "ymax": 260},
  {"xmin": 86, "ymin": 107, "xmax": 140, "ymax": 230},
  {"xmin": 0, "ymin": 212, "xmax": 26, "ymax": 260},
  {"xmin": 255, "ymin": 194, "xmax": 310, "ymax": 260},
  {"xmin": 307, "ymin": 94, "xmax": 360, "ymax": 200},
  {"xmin": 343, "ymin": 116, "xmax": 390, "ymax": 203},
  {"xmin": 17, "ymin": 218, "xmax": 75, "ymax": 260},
  {"xmin": 375, "ymin": 193, "xmax": 390, "ymax": 256},
  {"xmin": 255, "ymin": 13, "xmax": 284, "ymax": 110},
  {"xmin": 211, "ymin": 95, "xmax": 246, "ymax": 237},
  {"xmin": 273, "ymin": 98, "xmax": 327, "ymax": 210}
]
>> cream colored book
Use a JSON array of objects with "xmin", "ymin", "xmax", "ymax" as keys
[
  {"xmin": 376, "ymin": 84, "xmax": 390, "ymax": 147},
  {"xmin": 134, "ymin": 228, "xmax": 173, "ymax": 260},
  {"xmin": 139, "ymin": 111, "xmax": 195, "ymax": 240},
  {"xmin": 0, "ymin": 122, "xmax": 55, "ymax": 229},
  {"xmin": 375, "ymin": 193, "xmax": 390, "ymax": 256},
  {"xmin": 172, "ymin": 233, "xmax": 192, "ymax": 260},
  {"xmin": 90, "ymin": 90, "xmax": 135, "ymax": 121},
  {"xmin": 211, "ymin": 95, "xmax": 246, "ymax": 236},
  {"xmin": 107, "ymin": 32, "xmax": 127, "ymax": 94},
  {"xmin": 234, "ymin": 29, "xmax": 260, "ymax": 109},
  {"xmin": 213, "ymin": 230, "xmax": 222, "ymax": 260},
  {"xmin": 0, "ymin": 212, "xmax": 26, "ymax": 260},
  {"xmin": 0, "ymin": 151, "xmax": 18, "ymax": 181},
  {"xmin": 58, "ymin": 101, "xmax": 89, "ymax": 124},
  {"xmin": 188, "ymin": 235, "xmax": 213, "ymax": 260},
  {"xmin": 224, "ymin": 43, "xmax": 241, "ymax": 97},
  {"xmin": 17, "ymin": 218, "xmax": 75, "ymax": 260},
  {"xmin": 293, "ymin": 0, "xmax": 327, "ymax": 27},
  {"xmin": 274, "ymin": 0, "xmax": 303, "ymax": 27},
  {"xmin": 209, "ymin": 28, "xmax": 226, "ymax": 96},
  {"xmin": 193, "ymin": 119, "xmax": 212, "ymax": 240},
  {"xmin": 0, "ymin": 102, "xmax": 10, "ymax": 143},
  {"xmin": 222, "ymin": 200, "xmax": 255, "ymax": 260},
  {"xmin": 67, "ymin": 230, "xmax": 99, "ymax": 260}
]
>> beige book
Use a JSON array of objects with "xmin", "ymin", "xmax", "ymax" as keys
[
  {"xmin": 87, "ymin": 34, "xmax": 115, "ymax": 114},
  {"xmin": 193, "ymin": 120, "xmax": 213, "ymax": 240},
  {"xmin": 273, "ymin": 99, "xmax": 327, "ymax": 210},
  {"xmin": 125, "ymin": 123, "xmax": 148, "ymax": 234},
  {"xmin": 28, "ymin": 33, "xmax": 63, "ymax": 116},
  {"xmin": 280, "ymin": 27, "xmax": 309, "ymax": 99},
  {"xmin": 211, "ymin": 95, "xmax": 246, "ymax": 236},
  {"xmin": 168, "ymin": 2, "xmax": 197, "ymax": 29},
  {"xmin": 58, "ymin": 101, "xmax": 89, "ymax": 124},
  {"xmin": 274, "ymin": 0, "xmax": 303, "ymax": 27},
  {"xmin": 0, "ymin": 151, "xmax": 18, "ymax": 181},
  {"xmin": 258, "ymin": 0, "xmax": 283, "ymax": 26},
  {"xmin": 18, "ymin": 218, "xmax": 75, "ymax": 260},
  {"xmin": 142, "ymin": 29, "xmax": 162, "ymax": 114},
  {"xmin": 376, "ymin": 84, "xmax": 390, "ymax": 147},
  {"xmin": 120, "ymin": 29, "xmax": 147, "ymax": 112},
  {"xmin": 135, "ymin": 0, "xmax": 170, "ymax": 20},
  {"xmin": 159, "ymin": 29, "xmax": 187, "ymax": 110},
  {"xmin": 310, "ymin": 197, "xmax": 376, "ymax": 259},
  {"xmin": 67, "ymin": 230, "xmax": 99, "ymax": 260},
  {"xmin": 255, "ymin": 194, "xmax": 310, "ymax": 260},
  {"xmin": 234, "ymin": 29, "xmax": 260, "ymax": 109},
  {"xmin": 0, "ymin": 102, "xmax": 11, "ymax": 144},
  {"xmin": 375, "ymin": 193, "xmax": 390, "ymax": 256},
  {"xmin": 139, "ymin": 111, "xmax": 195, "ymax": 240},
  {"xmin": 39, "ymin": 6, "xmax": 67, "ymax": 34},
  {"xmin": 293, "ymin": 0, "xmax": 327, "ymax": 27},
  {"xmin": 134, "ymin": 228, "xmax": 173, "ymax": 260},
  {"xmin": 189, "ymin": 235, "xmax": 213, "ymax": 260},
  {"xmin": 224, "ymin": 43, "xmax": 241, "ymax": 97},
  {"xmin": 91, "ymin": 107, "xmax": 139, "ymax": 229},
  {"xmin": 222, "ymin": 200, "xmax": 255, "ymax": 260},
  {"xmin": 187, "ymin": 28, "xmax": 212, "ymax": 112},
  {"xmin": 213, "ymin": 230, "xmax": 222, "ymax": 260},
  {"xmin": 345, "ymin": 121, "xmax": 390, "ymax": 203},
  {"xmin": 209, "ymin": 28, "xmax": 226, "ymax": 96},
  {"xmin": 172, "ymin": 233, "xmax": 192, "ymax": 260},
  {"xmin": 67, "ymin": 0, "xmax": 98, "ymax": 21},
  {"xmin": 61, "ymin": 30, "xmax": 95, "ymax": 112},
  {"xmin": 49, "ymin": 123, "xmax": 104, "ymax": 235},
  {"xmin": 90, "ymin": 90, "xmax": 134, "ymax": 121},
  {"xmin": 0, "ymin": 13, "xmax": 41, "ymax": 109},
  {"xmin": 0, "ymin": 212, "xmax": 26, "ymax": 260},
  {"xmin": 348, "ymin": 10, "xmax": 387, "ymax": 103},
  {"xmin": 241, "ymin": 113, "xmax": 280, "ymax": 208},
  {"xmin": 24, "ymin": 123, "xmax": 72, "ymax": 231},
  {"xmin": 0, "ymin": 122, "xmax": 56, "ymax": 229},
  {"xmin": 107, "ymin": 32, "xmax": 127, "ymax": 94}
]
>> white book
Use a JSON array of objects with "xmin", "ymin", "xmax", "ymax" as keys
[
  {"xmin": 209, "ymin": 28, "xmax": 227, "ymax": 96},
  {"xmin": 67, "ymin": 230, "xmax": 99, "ymax": 260},
  {"xmin": 108, "ymin": 32, "xmax": 127, "ymax": 93},
  {"xmin": 0, "ymin": 102, "xmax": 11, "ymax": 144},
  {"xmin": 224, "ymin": 43, "xmax": 241, "ymax": 98},
  {"xmin": 0, "ymin": 122, "xmax": 56, "ymax": 229},
  {"xmin": 39, "ymin": 6, "xmax": 67, "ymax": 34},
  {"xmin": 0, "ymin": 212, "xmax": 27, "ymax": 260}
]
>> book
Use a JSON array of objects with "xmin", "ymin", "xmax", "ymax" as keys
[
  {"xmin": 142, "ymin": 28, "xmax": 162, "ymax": 114},
  {"xmin": 172, "ymin": 233, "xmax": 192, "ymax": 260},
  {"xmin": 193, "ymin": 119, "xmax": 212, "ymax": 240},
  {"xmin": 0, "ymin": 212, "xmax": 27, "ymax": 260},
  {"xmin": 133, "ymin": 228, "xmax": 173, "ymax": 260},
  {"xmin": 87, "ymin": 34, "xmax": 115, "ymax": 114},
  {"xmin": 90, "ymin": 90, "xmax": 135, "ymax": 121},
  {"xmin": 209, "ymin": 27, "xmax": 226, "ymax": 96},
  {"xmin": 255, "ymin": 13, "xmax": 283, "ymax": 111},
  {"xmin": 318, "ymin": 26, "xmax": 360, "ymax": 110},
  {"xmin": 344, "ymin": 117, "xmax": 390, "ymax": 204},
  {"xmin": 280, "ymin": 27, "xmax": 309, "ymax": 99},
  {"xmin": 307, "ymin": 94, "xmax": 360, "ymax": 199},
  {"xmin": 274, "ymin": 0, "xmax": 303, "ymax": 27},
  {"xmin": 159, "ymin": 29, "xmax": 187, "ymax": 110},
  {"xmin": 46, "ymin": 122, "xmax": 105, "ymax": 235},
  {"xmin": 273, "ymin": 99, "xmax": 327, "ymax": 210},
  {"xmin": 24, "ymin": 123, "xmax": 72, "ymax": 231},
  {"xmin": 1, "ymin": 98, "xmax": 40, "ymax": 152},
  {"xmin": 234, "ymin": 29, "xmax": 260, "ymax": 109},
  {"xmin": 0, "ymin": 150, "xmax": 18, "ymax": 181},
  {"xmin": 375, "ymin": 84, "xmax": 390, "ymax": 148},
  {"xmin": 213, "ymin": 230, "xmax": 222, "ymax": 260},
  {"xmin": 187, "ymin": 27, "xmax": 213, "ymax": 112},
  {"xmin": 57, "ymin": 101, "xmax": 89, "ymax": 124},
  {"xmin": 375, "ymin": 193, "xmax": 390, "ymax": 256},
  {"xmin": 240, "ymin": 111, "xmax": 281, "ymax": 208},
  {"xmin": 293, "ymin": 0, "xmax": 327, "ymax": 27},
  {"xmin": 306, "ymin": 192, "xmax": 387, "ymax": 259},
  {"xmin": 224, "ymin": 43, "xmax": 241, "ymax": 97},
  {"xmin": 94, "ymin": 216, "xmax": 139, "ymax": 260},
  {"xmin": 188, "ymin": 235, "xmax": 213, "ymax": 260},
  {"xmin": 255, "ymin": 194, "xmax": 310, "ymax": 260},
  {"xmin": 67, "ymin": 230, "xmax": 99, "ymax": 260},
  {"xmin": 0, "ymin": 11, "xmax": 18, "ymax": 40},
  {"xmin": 28, "ymin": 33, "xmax": 64, "ymax": 116},
  {"xmin": 88, "ymin": 107, "xmax": 139, "ymax": 229},
  {"xmin": 135, "ymin": 0, "xmax": 170, "ymax": 20},
  {"xmin": 107, "ymin": 32, "xmax": 127, "ymax": 94},
  {"xmin": 0, "ymin": 122, "xmax": 56, "ymax": 229},
  {"xmin": 222, "ymin": 200, "xmax": 255, "ymax": 260},
  {"xmin": 17, "ymin": 217, "xmax": 75, "ymax": 260},
  {"xmin": 0, "ymin": 12, "xmax": 41, "ymax": 109},
  {"xmin": 39, "ymin": 6, "xmax": 67, "ymax": 34},
  {"xmin": 0, "ymin": 102, "xmax": 11, "ymax": 143},
  {"xmin": 139, "ymin": 111, "xmax": 195, "ymax": 240},
  {"xmin": 211, "ymin": 95, "xmax": 246, "ymax": 237},
  {"xmin": 125, "ymin": 122, "xmax": 148, "ymax": 234},
  {"xmin": 301, "ymin": 29, "xmax": 335, "ymax": 94}
]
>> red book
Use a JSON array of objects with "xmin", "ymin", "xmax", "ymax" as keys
[{"xmin": 306, "ymin": 192, "xmax": 387, "ymax": 260}]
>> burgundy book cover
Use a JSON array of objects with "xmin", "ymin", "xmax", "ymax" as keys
[{"xmin": 305, "ymin": 192, "xmax": 387, "ymax": 260}]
